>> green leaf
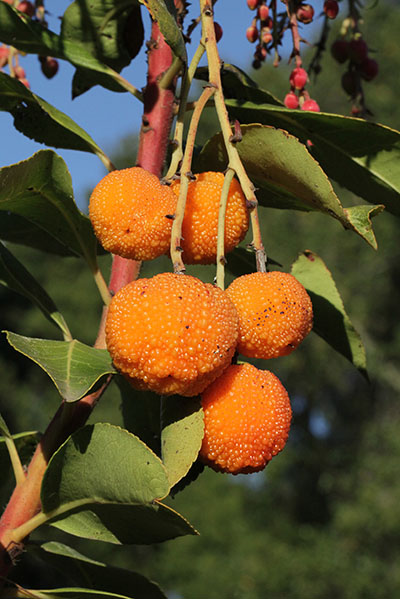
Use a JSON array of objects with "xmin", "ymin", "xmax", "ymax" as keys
[
  {"xmin": 197, "ymin": 124, "xmax": 384, "ymax": 248},
  {"xmin": 139, "ymin": 0, "xmax": 187, "ymax": 64},
  {"xmin": 291, "ymin": 251, "xmax": 367, "ymax": 377},
  {"xmin": 29, "ymin": 541, "xmax": 167, "ymax": 599},
  {"xmin": 0, "ymin": 3, "xmax": 131, "ymax": 94},
  {"xmin": 118, "ymin": 377, "xmax": 162, "ymax": 455},
  {"xmin": 161, "ymin": 396, "xmax": 204, "ymax": 488},
  {"xmin": 0, "ymin": 242, "xmax": 71, "ymax": 338},
  {"xmin": 41, "ymin": 423, "xmax": 197, "ymax": 544},
  {"xmin": 344, "ymin": 205, "xmax": 385, "ymax": 249},
  {"xmin": 4, "ymin": 332, "xmax": 116, "ymax": 402},
  {"xmin": 0, "ymin": 150, "xmax": 99, "ymax": 266},
  {"xmin": 48, "ymin": 501, "xmax": 197, "ymax": 545},
  {"xmin": 0, "ymin": 73, "xmax": 111, "ymax": 165},
  {"xmin": 61, "ymin": 0, "xmax": 144, "ymax": 97},
  {"xmin": 42, "ymin": 423, "xmax": 169, "ymax": 508},
  {"xmin": 216, "ymin": 67, "xmax": 400, "ymax": 216}
]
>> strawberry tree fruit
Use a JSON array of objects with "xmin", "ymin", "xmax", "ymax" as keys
[
  {"xmin": 284, "ymin": 91, "xmax": 299, "ymax": 109},
  {"xmin": 331, "ymin": 39, "xmax": 349, "ymax": 64},
  {"xmin": 290, "ymin": 67, "xmax": 308, "ymax": 90},
  {"xmin": 360, "ymin": 57, "xmax": 379, "ymax": 81},
  {"xmin": 324, "ymin": 0, "xmax": 339, "ymax": 19}
]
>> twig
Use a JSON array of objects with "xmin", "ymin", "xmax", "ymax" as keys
[
  {"xmin": 199, "ymin": 0, "xmax": 266, "ymax": 271},
  {"xmin": 170, "ymin": 84, "xmax": 216, "ymax": 274},
  {"xmin": 165, "ymin": 40, "xmax": 206, "ymax": 181},
  {"xmin": 216, "ymin": 168, "xmax": 235, "ymax": 290}
]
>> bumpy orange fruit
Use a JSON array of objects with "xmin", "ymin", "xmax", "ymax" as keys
[
  {"xmin": 200, "ymin": 362, "xmax": 292, "ymax": 474},
  {"xmin": 89, "ymin": 167, "xmax": 177, "ymax": 261},
  {"xmin": 226, "ymin": 271, "xmax": 313, "ymax": 359},
  {"xmin": 169, "ymin": 172, "xmax": 249, "ymax": 264},
  {"xmin": 105, "ymin": 272, "xmax": 239, "ymax": 397}
]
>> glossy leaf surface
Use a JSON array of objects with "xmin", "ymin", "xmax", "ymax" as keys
[
  {"xmin": 41, "ymin": 424, "xmax": 197, "ymax": 544},
  {"xmin": 4, "ymin": 332, "xmax": 116, "ymax": 402},
  {"xmin": 0, "ymin": 150, "xmax": 99, "ymax": 265},
  {"xmin": 291, "ymin": 251, "xmax": 367, "ymax": 377}
]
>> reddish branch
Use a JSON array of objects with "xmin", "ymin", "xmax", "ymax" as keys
[
  {"xmin": 285, "ymin": 1, "xmax": 302, "ymax": 67},
  {"xmin": 136, "ymin": 22, "xmax": 177, "ymax": 177},
  {"xmin": 0, "ymin": 18, "xmax": 175, "ymax": 586}
]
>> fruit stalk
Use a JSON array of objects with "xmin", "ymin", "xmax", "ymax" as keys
[
  {"xmin": 0, "ymin": 18, "xmax": 177, "ymax": 585},
  {"xmin": 216, "ymin": 168, "xmax": 235, "ymax": 289},
  {"xmin": 165, "ymin": 40, "xmax": 206, "ymax": 180},
  {"xmin": 199, "ymin": 0, "xmax": 266, "ymax": 271},
  {"xmin": 285, "ymin": 0, "xmax": 302, "ymax": 68},
  {"xmin": 170, "ymin": 84, "xmax": 216, "ymax": 273}
]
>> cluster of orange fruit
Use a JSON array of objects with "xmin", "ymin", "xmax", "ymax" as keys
[{"xmin": 89, "ymin": 167, "xmax": 313, "ymax": 475}]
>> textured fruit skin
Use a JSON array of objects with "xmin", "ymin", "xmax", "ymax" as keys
[
  {"xmin": 348, "ymin": 38, "xmax": 368, "ymax": 64},
  {"xmin": 284, "ymin": 91, "xmax": 299, "ymax": 109},
  {"xmin": 106, "ymin": 273, "xmax": 239, "ymax": 397},
  {"xmin": 89, "ymin": 167, "xmax": 177, "ymax": 261},
  {"xmin": 170, "ymin": 172, "xmax": 249, "ymax": 265},
  {"xmin": 289, "ymin": 67, "xmax": 308, "ymax": 90},
  {"xmin": 214, "ymin": 22, "xmax": 223, "ymax": 42},
  {"xmin": 14, "ymin": 66, "xmax": 26, "ymax": 79},
  {"xmin": 246, "ymin": 25, "xmax": 259, "ymax": 43},
  {"xmin": 247, "ymin": 0, "xmax": 259, "ymax": 10},
  {"xmin": 296, "ymin": 4, "xmax": 314, "ymax": 24},
  {"xmin": 200, "ymin": 363, "xmax": 292, "ymax": 474},
  {"xmin": 17, "ymin": 0, "xmax": 35, "ymax": 16},
  {"xmin": 324, "ymin": 0, "xmax": 339, "ymax": 19},
  {"xmin": 302, "ymin": 99, "xmax": 320, "ymax": 112},
  {"xmin": 341, "ymin": 70, "xmax": 358, "ymax": 96},
  {"xmin": 331, "ymin": 39, "xmax": 349, "ymax": 64},
  {"xmin": 226, "ymin": 271, "xmax": 313, "ymax": 359},
  {"xmin": 40, "ymin": 56, "xmax": 59, "ymax": 79},
  {"xmin": 258, "ymin": 5, "xmax": 269, "ymax": 21},
  {"xmin": 360, "ymin": 57, "xmax": 378, "ymax": 81}
]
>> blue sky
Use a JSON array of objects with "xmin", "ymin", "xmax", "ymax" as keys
[{"xmin": 0, "ymin": 1, "xmax": 298, "ymax": 210}]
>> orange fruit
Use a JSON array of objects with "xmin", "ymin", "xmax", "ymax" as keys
[
  {"xmin": 169, "ymin": 171, "xmax": 249, "ymax": 264},
  {"xmin": 105, "ymin": 272, "xmax": 239, "ymax": 397},
  {"xmin": 200, "ymin": 362, "xmax": 292, "ymax": 474},
  {"xmin": 226, "ymin": 271, "xmax": 313, "ymax": 359},
  {"xmin": 89, "ymin": 167, "xmax": 177, "ymax": 261}
]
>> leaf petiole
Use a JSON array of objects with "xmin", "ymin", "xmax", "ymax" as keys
[{"xmin": 0, "ymin": 414, "xmax": 25, "ymax": 486}]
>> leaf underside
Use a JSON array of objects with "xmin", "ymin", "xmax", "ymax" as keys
[
  {"xmin": 4, "ymin": 332, "xmax": 116, "ymax": 402},
  {"xmin": 291, "ymin": 251, "xmax": 367, "ymax": 377}
]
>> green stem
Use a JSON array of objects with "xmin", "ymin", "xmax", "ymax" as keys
[
  {"xmin": 92, "ymin": 267, "xmax": 112, "ymax": 306},
  {"xmin": 94, "ymin": 149, "xmax": 116, "ymax": 173},
  {"xmin": 216, "ymin": 168, "xmax": 235, "ymax": 290},
  {"xmin": 11, "ymin": 497, "xmax": 91, "ymax": 544},
  {"xmin": 159, "ymin": 56, "xmax": 183, "ymax": 90},
  {"xmin": 4, "ymin": 437, "xmax": 25, "ymax": 487},
  {"xmin": 165, "ymin": 41, "xmax": 206, "ymax": 181},
  {"xmin": 199, "ymin": 0, "xmax": 267, "ymax": 272},
  {"xmin": 111, "ymin": 70, "xmax": 143, "ymax": 101},
  {"xmin": 10, "ymin": 512, "xmax": 48, "ymax": 544},
  {"xmin": 169, "ymin": 85, "xmax": 216, "ymax": 273}
]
